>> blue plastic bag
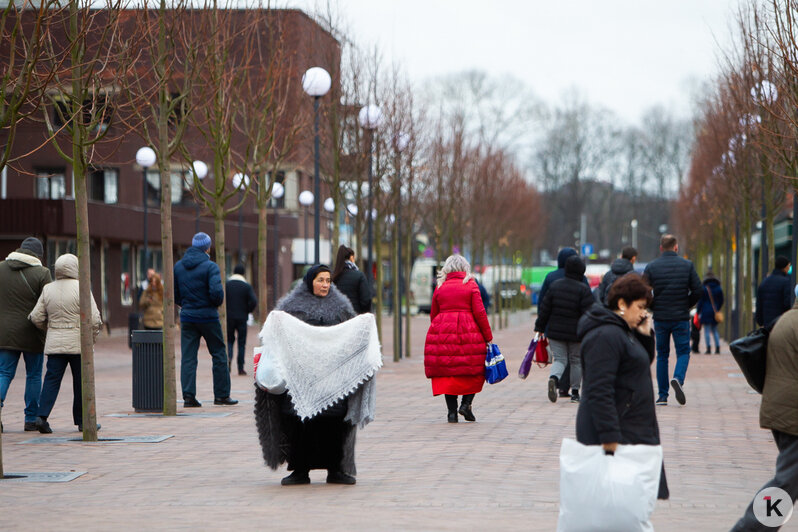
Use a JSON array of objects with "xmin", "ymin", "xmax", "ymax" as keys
[{"xmin": 485, "ymin": 343, "xmax": 508, "ymax": 384}]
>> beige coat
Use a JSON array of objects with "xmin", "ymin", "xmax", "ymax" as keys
[
  {"xmin": 139, "ymin": 290, "xmax": 164, "ymax": 329},
  {"xmin": 760, "ymin": 301, "xmax": 798, "ymax": 436},
  {"xmin": 28, "ymin": 254, "xmax": 102, "ymax": 355}
]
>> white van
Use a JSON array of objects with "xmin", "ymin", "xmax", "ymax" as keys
[{"xmin": 410, "ymin": 258, "xmax": 439, "ymax": 314}]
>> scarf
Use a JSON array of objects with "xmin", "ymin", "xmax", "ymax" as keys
[
  {"xmin": 344, "ymin": 260, "xmax": 359, "ymax": 271},
  {"xmin": 259, "ymin": 310, "xmax": 382, "ymax": 427}
]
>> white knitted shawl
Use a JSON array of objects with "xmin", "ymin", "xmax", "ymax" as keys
[{"xmin": 259, "ymin": 310, "xmax": 382, "ymax": 427}]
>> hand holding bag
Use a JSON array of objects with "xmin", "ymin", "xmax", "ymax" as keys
[
  {"xmin": 729, "ymin": 326, "xmax": 770, "ymax": 393},
  {"xmin": 558, "ymin": 438, "xmax": 662, "ymax": 532},
  {"xmin": 254, "ymin": 345, "xmax": 287, "ymax": 394},
  {"xmin": 533, "ymin": 336, "xmax": 550, "ymax": 366},
  {"xmin": 485, "ymin": 343, "xmax": 508, "ymax": 384}
]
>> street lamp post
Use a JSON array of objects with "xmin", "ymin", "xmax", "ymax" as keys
[
  {"xmin": 751, "ymin": 80, "xmax": 778, "ymax": 281},
  {"xmin": 271, "ymin": 181, "xmax": 284, "ymax": 305},
  {"xmin": 630, "ymin": 219, "xmax": 638, "ymax": 250},
  {"xmin": 233, "ymin": 172, "xmax": 250, "ymax": 265},
  {"xmin": 191, "ymin": 160, "xmax": 208, "ymax": 234},
  {"xmin": 358, "ymin": 104, "xmax": 383, "ymax": 285},
  {"xmin": 302, "ymin": 67, "xmax": 332, "ymax": 265},
  {"xmin": 136, "ymin": 147, "xmax": 157, "ymax": 288},
  {"xmin": 324, "ymin": 197, "xmax": 335, "ymax": 261},
  {"xmin": 298, "ymin": 190, "xmax": 314, "ymax": 265}
]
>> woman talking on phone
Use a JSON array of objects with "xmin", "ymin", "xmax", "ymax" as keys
[{"xmin": 575, "ymin": 273, "xmax": 669, "ymax": 500}]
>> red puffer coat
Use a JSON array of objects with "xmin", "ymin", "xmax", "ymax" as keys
[{"xmin": 424, "ymin": 272, "xmax": 493, "ymax": 378}]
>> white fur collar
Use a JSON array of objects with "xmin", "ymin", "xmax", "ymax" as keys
[
  {"xmin": 229, "ymin": 274, "xmax": 247, "ymax": 283},
  {"xmin": 6, "ymin": 251, "xmax": 42, "ymax": 267}
]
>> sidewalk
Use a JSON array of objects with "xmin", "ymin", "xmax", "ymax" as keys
[{"xmin": 0, "ymin": 311, "xmax": 791, "ymax": 531}]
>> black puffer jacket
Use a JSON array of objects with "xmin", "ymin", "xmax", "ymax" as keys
[
  {"xmin": 333, "ymin": 267, "xmax": 372, "ymax": 314},
  {"xmin": 575, "ymin": 303, "xmax": 669, "ymax": 499},
  {"xmin": 535, "ymin": 256, "xmax": 594, "ymax": 342},
  {"xmin": 597, "ymin": 258, "xmax": 634, "ymax": 305},
  {"xmin": 643, "ymin": 251, "xmax": 702, "ymax": 321},
  {"xmin": 755, "ymin": 269, "xmax": 793, "ymax": 327}
]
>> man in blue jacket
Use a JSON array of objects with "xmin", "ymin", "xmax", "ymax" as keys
[
  {"xmin": 174, "ymin": 233, "xmax": 237, "ymax": 407},
  {"xmin": 643, "ymin": 234, "xmax": 702, "ymax": 406},
  {"xmin": 755, "ymin": 255, "xmax": 793, "ymax": 328}
]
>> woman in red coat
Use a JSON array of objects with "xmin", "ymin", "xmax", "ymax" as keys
[{"xmin": 424, "ymin": 255, "xmax": 493, "ymax": 423}]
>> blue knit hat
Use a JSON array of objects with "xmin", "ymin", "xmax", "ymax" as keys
[{"xmin": 192, "ymin": 232, "xmax": 211, "ymax": 249}]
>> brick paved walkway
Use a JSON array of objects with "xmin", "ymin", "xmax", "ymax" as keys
[{"xmin": 0, "ymin": 311, "xmax": 793, "ymax": 531}]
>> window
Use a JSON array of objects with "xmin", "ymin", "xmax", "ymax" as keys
[
  {"xmin": 52, "ymin": 96, "xmax": 112, "ymax": 133},
  {"xmin": 268, "ymin": 171, "xmax": 285, "ymax": 208},
  {"xmin": 88, "ymin": 168, "xmax": 118, "ymax": 204},
  {"xmin": 145, "ymin": 169, "xmax": 191, "ymax": 206},
  {"xmin": 121, "ymin": 244, "xmax": 133, "ymax": 306},
  {"xmin": 36, "ymin": 169, "xmax": 66, "ymax": 199},
  {"xmin": 1, "ymin": 166, "xmax": 6, "ymax": 199}
]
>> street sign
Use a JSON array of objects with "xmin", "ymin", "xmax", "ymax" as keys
[{"xmin": 581, "ymin": 243, "xmax": 593, "ymax": 256}]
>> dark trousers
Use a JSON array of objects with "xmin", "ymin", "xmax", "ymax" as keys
[
  {"xmin": 180, "ymin": 321, "xmax": 231, "ymax": 400},
  {"xmin": 731, "ymin": 429, "xmax": 798, "ymax": 531},
  {"xmin": 38, "ymin": 354, "xmax": 82, "ymax": 426},
  {"xmin": 226, "ymin": 318, "xmax": 248, "ymax": 372},
  {"xmin": 445, "ymin": 394, "xmax": 474, "ymax": 412}
]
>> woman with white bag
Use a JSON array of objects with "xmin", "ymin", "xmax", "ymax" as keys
[
  {"xmin": 573, "ymin": 274, "xmax": 669, "ymax": 498},
  {"xmin": 254, "ymin": 265, "xmax": 382, "ymax": 487}
]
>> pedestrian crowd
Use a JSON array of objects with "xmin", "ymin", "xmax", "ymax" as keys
[{"xmin": 3, "ymin": 232, "xmax": 796, "ymax": 531}]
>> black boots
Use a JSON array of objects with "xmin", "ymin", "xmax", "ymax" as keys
[
  {"xmin": 281, "ymin": 469, "xmax": 310, "ymax": 486},
  {"xmin": 715, "ymin": 346, "xmax": 720, "ymax": 354},
  {"xmin": 458, "ymin": 394, "xmax": 476, "ymax": 421},
  {"xmin": 445, "ymin": 395, "xmax": 458, "ymax": 423}
]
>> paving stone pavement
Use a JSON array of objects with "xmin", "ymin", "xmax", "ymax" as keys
[{"xmin": 0, "ymin": 312, "xmax": 795, "ymax": 531}]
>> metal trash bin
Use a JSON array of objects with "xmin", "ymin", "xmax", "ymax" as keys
[
  {"xmin": 128, "ymin": 313, "xmax": 142, "ymax": 348},
  {"xmin": 131, "ymin": 330, "xmax": 163, "ymax": 412}
]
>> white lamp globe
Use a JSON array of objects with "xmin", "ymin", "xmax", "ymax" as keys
[
  {"xmin": 192, "ymin": 160, "xmax": 208, "ymax": 180},
  {"xmin": 302, "ymin": 67, "xmax": 332, "ymax": 97},
  {"xmin": 395, "ymin": 132, "xmax": 411, "ymax": 152},
  {"xmin": 370, "ymin": 208, "xmax": 378, "ymax": 220},
  {"xmin": 136, "ymin": 147, "xmax": 157, "ymax": 168},
  {"xmin": 271, "ymin": 182, "xmax": 285, "ymax": 199},
  {"xmin": 298, "ymin": 190, "xmax": 314, "ymax": 206},
  {"xmin": 347, "ymin": 203, "xmax": 358, "ymax": 216},
  {"xmin": 358, "ymin": 105, "xmax": 383, "ymax": 130},
  {"xmin": 323, "ymin": 197, "xmax": 335, "ymax": 212},
  {"xmin": 232, "ymin": 172, "xmax": 250, "ymax": 188}
]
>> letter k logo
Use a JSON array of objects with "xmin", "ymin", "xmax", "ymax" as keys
[{"xmin": 764, "ymin": 496, "xmax": 783, "ymax": 517}]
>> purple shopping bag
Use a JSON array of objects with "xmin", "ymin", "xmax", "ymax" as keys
[{"xmin": 518, "ymin": 337, "xmax": 539, "ymax": 379}]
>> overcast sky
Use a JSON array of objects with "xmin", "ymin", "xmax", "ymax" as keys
[{"xmin": 284, "ymin": 0, "xmax": 739, "ymax": 124}]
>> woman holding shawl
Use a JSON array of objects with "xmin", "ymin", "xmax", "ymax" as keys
[{"xmin": 254, "ymin": 264, "xmax": 382, "ymax": 486}]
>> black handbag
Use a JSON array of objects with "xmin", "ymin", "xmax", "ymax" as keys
[{"xmin": 728, "ymin": 327, "xmax": 770, "ymax": 394}]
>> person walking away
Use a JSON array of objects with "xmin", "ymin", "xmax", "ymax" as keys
[
  {"xmin": 226, "ymin": 264, "xmax": 257, "ymax": 375},
  {"xmin": 690, "ymin": 309, "xmax": 701, "ymax": 354},
  {"xmin": 174, "ymin": 232, "xmax": 237, "ymax": 407},
  {"xmin": 331, "ymin": 245, "xmax": 372, "ymax": 314},
  {"xmin": 596, "ymin": 246, "xmax": 637, "ymax": 305},
  {"xmin": 28, "ymin": 253, "xmax": 102, "ymax": 433},
  {"xmin": 755, "ymin": 255, "xmax": 793, "ymax": 328},
  {"xmin": 138, "ymin": 272, "xmax": 164, "ymax": 330},
  {"xmin": 643, "ymin": 234, "xmax": 702, "ymax": 406},
  {"xmin": 0, "ymin": 237, "xmax": 52, "ymax": 432},
  {"xmin": 424, "ymin": 255, "xmax": 493, "ymax": 423},
  {"xmin": 538, "ymin": 247, "xmax": 590, "ymax": 397},
  {"xmin": 535, "ymin": 255, "xmax": 594, "ymax": 403},
  {"xmin": 576, "ymin": 273, "xmax": 669, "ymax": 501},
  {"xmin": 730, "ymin": 299, "xmax": 798, "ymax": 531},
  {"xmin": 254, "ymin": 264, "xmax": 380, "ymax": 486},
  {"xmin": 697, "ymin": 271, "xmax": 723, "ymax": 354}
]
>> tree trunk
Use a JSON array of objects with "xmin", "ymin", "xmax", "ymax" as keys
[
  {"xmin": 404, "ymin": 230, "xmax": 412, "ymax": 359},
  {"xmin": 157, "ymin": 150, "xmax": 176, "ymax": 416},
  {"xmin": 392, "ymin": 222, "xmax": 400, "ymax": 362},
  {"xmin": 375, "ymin": 217, "xmax": 383, "ymax": 341},
  {"xmin": 214, "ymin": 211, "xmax": 228, "ymax": 348},
  {"xmin": 257, "ymin": 195, "xmax": 268, "ymax": 323}
]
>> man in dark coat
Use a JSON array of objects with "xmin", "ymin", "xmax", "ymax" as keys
[
  {"xmin": 226, "ymin": 264, "xmax": 257, "ymax": 376},
  {"xmin": 174, "ymin": 232, "xmax": 237, "ymax": 407},
  {"xmin": 596, "ymin": 246, "xmax": 637, "ymax": 305},
  {"xmin": 0, "ymin": 237, "xmax": 52, "ymax": 432},
  {"xmin": 535, "ymin": 256, "xmax": 594, "ymax": 403},
  {"xmin": 643, "ymin": 234, "xmax": 702, "ymax": 406},
  {"xmin": 755, "ymin": 255, "xmax": 793, "ymax": 328},
  {"xmin": 731, "ymin": 300, "xmax": 798, "ymax": 531},
  {"xmin": 538, "ymin": 247, "xmax": 590, "ymax": 396}
]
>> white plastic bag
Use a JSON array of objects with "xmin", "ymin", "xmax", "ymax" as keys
[
  {"xmin": 254, "ymin": 346, "xmax": 286, "ymax": 394},
  {"xmin": 558, "ymin": 438, "xmax": 662, "ymax": 532}
]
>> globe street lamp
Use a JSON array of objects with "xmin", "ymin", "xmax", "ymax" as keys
[
  {"xmin": 298, "ymin": 190, "xmax": 314, "ymax": 265},
  {"xmin": 191, "ymin": 160, "xmax": 208, "ymax": 233},
  {"xmin": 630, "ymin": 219, "xmax": 638, "ymax": 250},
  {"xmin": 136, "ymin": 146, "xmax": 156, "ymax": 286},
  {"xmin": 302, "ymin": 67, "xmax": 332, "ymax": 265},
  {"xmin": 233, "ymin": 172, "xmax": 250, "ymax": 264},
  {"xmin": 271, "ymin": 181, "xmax": 285, "ymax": 305},
  {"xmin": 359, "ymin": 104, "xmax": 383, "ymax": 285}
]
